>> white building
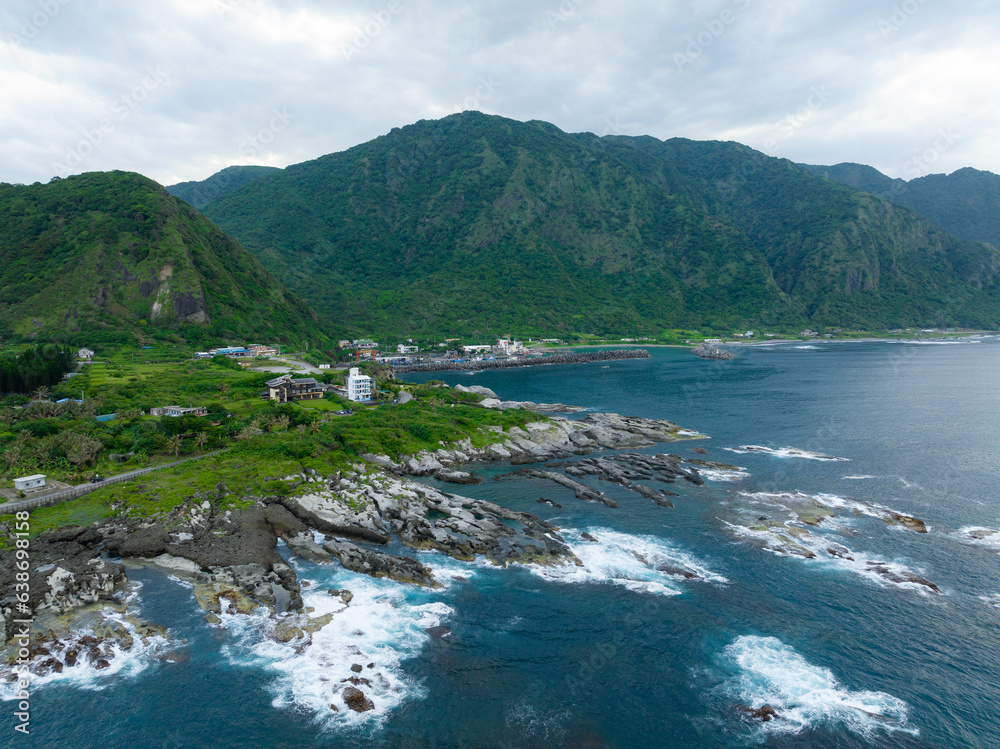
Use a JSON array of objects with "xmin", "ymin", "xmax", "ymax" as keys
[
  {"xmin": 347, "ymin": 367, "xmax": 373, "ymax": 402},
  {"xmin": 318, "ymin": 364, "xmax": 331, "ymax": 370},
  {"xmin": 14, "ymin": 475, "xmax": 46, "ymax": 492},
  {"xmin": 78, "ymin": 348, "xmax": 94, "ymax": 360},
  {"xmin": 496, "ymin": 338, "xmax": 524, "ymax": 354},
  {"xmin": 397, "ymin": 344, "xmax": 419, "ymax": 354},
  {"xmin": 463, "ymin": 345, "xmax": 492, "ymax": 354}
]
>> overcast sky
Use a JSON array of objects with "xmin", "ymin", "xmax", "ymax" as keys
[{"xmin": 2, "ymin": 0, "xmax": 996, "ymax": 186}]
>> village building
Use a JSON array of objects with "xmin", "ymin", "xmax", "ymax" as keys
[
  {"xmin": 397, "ymin": 344, "xmax": 419, "ymax": 354},
  {"xmin": 353, "ymin": 339, "xmax": 379, "ymax": 350},
  {"xmin": 261, "ymin": 375, "xmax": 327, "ymax": 403},
  {"xmin": 163, "ymin": 406, "xmax": 209, "ymax": 417},
  {"xmin": 463, "ymin": 344, "xmax": 492, "ymax": 354},
  {"xmin": 248, "ymin": 344, "xmax": 279, "ymax": 358},
  {"xmin": 14, "ymin": 474, "xmax": 46, "ymax": 492},
  {"xmin": 77, "ymin": 348, "xmax": 95, "ymax": 360},
  {"xmin": 346, "ymin": 368, "xmax": 373, "ymax": 402}
]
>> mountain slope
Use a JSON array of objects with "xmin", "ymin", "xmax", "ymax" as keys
[
  {"xmin": 0, "ymin": 171, "xmax": 326, "ymax": 346},
  {"xmin": 167, "ymin": 165, "xmax": 282, "ymax": 210},
  {"xmin": 802, "ymin": 163, "xmax": 1000, "ymax": 251},
  {"xmin": 204, "ymin": 113, "xmax": 799, "ymax": 336},
  {"xmin": 199, "ymin": 113, "xmax": 1000, "ymax": 334},
  {"xmin": 605, "ymin": 139, "xmax": 1000, "ymax": 328}
]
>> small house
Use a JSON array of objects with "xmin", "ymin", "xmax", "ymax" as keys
[
  {"xmin": 14, "ymin": 475, "xmax": 46, "ymax": 492},
  {"xmin": 163, "ymin": 406, "xmax": 208, "ymax": 417},
  {"xmin": 261, "ymin": 375, "xmax": 327, "ymax": 403},
  {"xmin": 78, "ymin": 348, "xmax": 95, "ymax": 360}
]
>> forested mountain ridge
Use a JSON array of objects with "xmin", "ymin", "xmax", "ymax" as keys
[
  {"xmin": 0, "ymin": 171, "xmax": 327, "ymax": 347},
  {"xmin": 167, "ymin": 165, "xmax": 282, "ymax": 210},
  {"xmin": 801, "ymin": 162, "xmax": 1000, "ymax": 253},
  {"xmin": 180, "ymin": 112, "xmax": 1000, "ymax": 335}
]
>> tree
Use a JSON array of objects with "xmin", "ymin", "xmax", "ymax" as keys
[
  {"xmin": 194, "ymin": 432, "xmax": 208, "ymax": 452},
  {"xmin": 32, "ymin": 385, "xmax": 50, "ymax": 401},
  {"xmin": 166, "ymin": 434, "xmax": 183, "ymax": 458}
]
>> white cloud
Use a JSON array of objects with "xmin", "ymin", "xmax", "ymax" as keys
[{"xmin": 1, "ymin": 0, "xmax": 998, "ymax": 186}]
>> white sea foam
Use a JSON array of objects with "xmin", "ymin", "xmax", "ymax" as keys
[
  {"xmin": 723, "ymin": 446, "xmax": 849, "ymax": 462},
  {"xmin": 528, "ymin": 528, "xmax": 727, "ymax": 595},
  {"xmin": 959, "ymin": 526, "xmax": 1000, "ymax": 551},
  {"xmin": 0, "ymin": 607, "xmax": 170, "ymax": 698},
  {"xmin": 676, "ymin": 429, "xmax": 708, "ymax": 437},
  {"xmin": 721, "ymin": 635, "xmax": 917, "ymax": 739},
  {"xmin": 979, "ymin": 594, "xmax": 1000, "ymax": 608},
  {"xmin": 842, "ymin": 475, "xmax": 878, "ymax": 480},
  {"xmin": 220, "ymin": 565, "xmax": 453, "ymax": 729},
  {"xmin": 793, "ymin": 345, "xmax": 820, "ymax": 350},
  {"xmin": 724, "ymin": 520, "xmax": 941, "ymax": 596},
  {"xmin": 737, "ymin": 490, "xmax": 925, "ymax": 530},
  {"xmin": 699, "ymin": 468, "xmax": 751, "ymax": 483}
]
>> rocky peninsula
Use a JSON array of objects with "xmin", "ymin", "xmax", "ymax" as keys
[{"xmin": 0, "ymin": 388, "xmax": 709, "ymax": 712}]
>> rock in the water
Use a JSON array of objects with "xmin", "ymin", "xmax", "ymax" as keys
[
  {"xmin": 351, "ymin": 663, "xmax": 363, "ymax": 673},
  {"xmin": 580, "ymin": 532, "xmax": 599, "ymax": 543},
  {"xmin": 694, "ymin": 343, "xmax": 734, "ymax": 360},
  {"xmin": 745, "ymin": 704, "xmax": 780, "ymax": 721},
  {"xmin": 433, "ymin": 468, "xmax": 482, "ymax": 485},
  {"xmin": 343, "ymin": 686, "xmax": 374, "ymax": 712},
  {"xmin": 323, "ymin": 538, "xmax": 439, "ymax": 587},
  {"xmin": 426, "ymin": 625, "xmax": 451, "ymax": 639}
]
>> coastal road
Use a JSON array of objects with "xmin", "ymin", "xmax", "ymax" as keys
[
  {"xmin": 282, "ymin": 358, "xmax": 324, "ymax": 375},
  {"xmin": 1, "ymin": 450, "xmax": 228, "ymax": 514},
  {"xmin": 397, "ymin": 390, "xmax": 413, "ymax": 404}
]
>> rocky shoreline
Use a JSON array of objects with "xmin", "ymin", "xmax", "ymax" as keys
[
  {"xmin": 392, "ymin": 348, "xmax": 650, "ymax": 374},
  {"xmin": 0, "ymin": 397, "xmax": 708, "ymax": 712}
]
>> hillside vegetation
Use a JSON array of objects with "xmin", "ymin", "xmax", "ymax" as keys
[
  {"xmin": 802, "ymin": 163, "xmax": 1000, "ymax": 252},
  {"xmin": 0, "ymin": 171, "xmax": 328, "ymax": 347},
  {"xmin": 197, "ymin": 112, "xmax": 1000, "ymax": 336}
]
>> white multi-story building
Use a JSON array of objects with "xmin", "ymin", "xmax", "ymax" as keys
[
  {"xmin": 397, "ymin": 344, "xmax": 419, "ymax": 354},
  {"xmin": 496, "ymin": 338, "xmax": 524, "ymax": 354},
  {"xmin": 347, "ymin": 368, "xmax": 373, "ymax": 402}
]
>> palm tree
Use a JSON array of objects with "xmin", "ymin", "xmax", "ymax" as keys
[
  {"xmin": 194, "ymin": 432, "xmax": 209, "ymax": 452},
  {"xmin": 32, "ymin": 385, "xmax": 50, "ymax": 401},
  {"xmin": 166, "ymin": 435, "xmax": 183, "ymax": 458}
]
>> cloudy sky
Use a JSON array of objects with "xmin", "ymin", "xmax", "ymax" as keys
[{"xmin": 1, "ymin": 0, "xmax": 996, "ymax": 186}]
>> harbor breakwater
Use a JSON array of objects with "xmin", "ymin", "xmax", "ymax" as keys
[{"xmin": 392, "ymin": 349, "xmax": 650, "ymax": 374}]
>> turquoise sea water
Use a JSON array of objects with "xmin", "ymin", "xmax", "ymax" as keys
[{"xmin": 13, "ymin": 338, "xmax": 1000, "ymax": 748}]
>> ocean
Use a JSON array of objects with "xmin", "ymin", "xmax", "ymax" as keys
[{"xmin": 11, "ymin": 338, "xmax": 1000, "ymax": 748}]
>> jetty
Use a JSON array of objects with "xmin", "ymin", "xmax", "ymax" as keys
[{"xmin": 393, "ymin": 349, "xmax": 650, "ymax": 374}]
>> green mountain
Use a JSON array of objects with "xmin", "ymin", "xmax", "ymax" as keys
[
  {"xmin": 166, "ymin": 165, "xmax": 282, "ymax": 210},
  {"xmin": 0, "ymin": 171, "xmax": 327, "ymax": 347},
  {"xmin": 801, "ymin": 163, "xmax": 1000, "ymax": 251},
  {"xmin": 193, "ymin": 113, "xmax": 1000, "ymax": 335}
]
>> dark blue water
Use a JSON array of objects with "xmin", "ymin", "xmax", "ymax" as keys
[{"xmin": 13, "ymin": 339, "xmax": 1000, "ymax": 748}]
